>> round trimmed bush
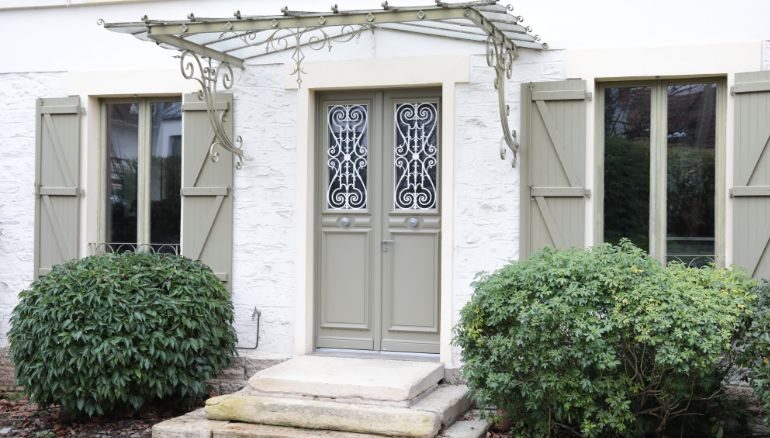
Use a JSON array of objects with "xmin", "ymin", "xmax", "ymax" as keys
[
  {"xmin": 9, "ymin": 252, "xmax": 237, "ymax": 417},
  {"xmin": 454, "ymin": 242, "xmax": 759, "ymax": 437}
]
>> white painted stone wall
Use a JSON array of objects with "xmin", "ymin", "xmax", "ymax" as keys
[
  {"xmin": 231, "ymin": 65, "xmax": 298, "ymax": 357},
  {"xmin": 764, "ymin": 41, "xmax": 770, "ymax": 71},
  {"xmin": 451, "ymin": 50, "xmax": 565, "ymax": 363},
  {"xmin": 0, "ymin": 72, "xmax": 65, "ymax": 346}
]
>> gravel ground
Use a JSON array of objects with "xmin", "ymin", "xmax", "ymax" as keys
[{"xmin": 0, "ymin": 393, "xmax": 201, "ymax": 437}]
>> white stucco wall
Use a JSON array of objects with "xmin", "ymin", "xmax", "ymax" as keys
[
  {"xmin": 451, "ymin": 50, "xmax": 565, "ymax": 363},
  {"xmin": 0, "ymin": 72, "xmax": 65, "ymax": 346},
  {"xmin": 231, "ymin": 65, "xmax": 298, "ymax": 357},
  {"xmin": 764, "ymin": 41, "xmax": 770, "ymax": 71}
]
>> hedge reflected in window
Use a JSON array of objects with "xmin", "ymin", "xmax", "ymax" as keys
[
  {"xmin": 604, "ymin": 86, "xmax": 651, "ymax": 252},
  {"xmin": 149, "ymin": 101, "xmax": 182, "ymax": 252},
  {"xmin": 666, "ymin": 83, "xmax": 716, "ymax": 267}
]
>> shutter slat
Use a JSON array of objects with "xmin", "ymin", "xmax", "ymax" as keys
[
  {"xmin": 534, "ymin": 196, "xmax": 565, "ymax": 248},
  {"xmin": 732, "ymin": 70, "xmax": 770, "ymax": 279},
  {"xmin": 531, "ymin": 90, "xmax": 587, "ymax": 101},
  {"xmin": 534, "ymin": 100, "xmax": 579, "ymax": 187},
  {"xmin": 730, "ymin": 186, "xmax": 770, "ymax": 197},
  {"xmin": 35, "ymin": 96, "xmax": 81, "ymax": 277},
  {"xmin": 37, "ymin": 187, "xmax": 79, "ymax": 196},
  {"xmin": 181, "ymin": 93, "xmax": 234, "ymax": 287},
  {"xmin": 522, "ymin": 80, "xmax": 588, "ymax": 256},
  {"xmin": 39, "ymin": 104, "xmax": 80, "ymax": 115},
  {"xmin": 181, "ymin": 187, "xmax": 229, "ymax": 196},
  {"xmin": 733, "ymin": 81, "xmax": 770, "ymax": 94},
  {"xmin": 530, "ymin": 187, "xmax": 589, "ymax": 197}
]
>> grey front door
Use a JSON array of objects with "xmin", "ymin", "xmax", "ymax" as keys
[{"xmin": 316, "ymin": 89, "xmax": 441, "ymax": 354}]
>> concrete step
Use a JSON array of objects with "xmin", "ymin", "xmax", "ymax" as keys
[
  {"xmin": 205, "ymin": 391, "xmax": 441, "ymax": 437},
  {"xmin": 247, "ymin": 356, "xmax": 444, "ymax": 406},
  {"xmin": 152, "ymin": 409, "xmax": 383, "ymax": 438},
  {"xmin": 153, "ymin": 356, "xmax": 475, "ymax": 438},
  {"xmin": 411, "ymin": 384, "xmax": 472, "ymax": 427},
  {"xmin": 200, "ymin": 384, "xmax": 471, "ymax": 437},
  {"xmin": 439, "ymin": 410, "xmax": 491, "ymax": 438}
]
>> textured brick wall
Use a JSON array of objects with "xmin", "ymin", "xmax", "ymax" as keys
[{"xmin": 0, "ymin": 72, "xmax": 65, "ymax": 349}]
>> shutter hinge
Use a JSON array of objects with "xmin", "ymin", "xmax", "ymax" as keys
[
  {"xmin": 584, "ymin": 189, "xmax": 592, "ymax": 198},
  {"xmin": 729, "ymin": 188, "xmax": 734, "ymax": 198},
  {"xmin": 585, "ymin": 92, "xmax": 593, "ymax": 102},
  {"xmin": 730, "ymin": 86, "xmax": 735, "ymax": 96}
]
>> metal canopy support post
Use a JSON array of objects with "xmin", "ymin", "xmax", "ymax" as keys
[{"xmin": 102, "ymin": 1, "xmax": 547, "ymax": 168}]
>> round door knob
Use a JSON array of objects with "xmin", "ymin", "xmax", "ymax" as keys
[
  {"xmin": 407, "ymin": 217, "xmax": 419, "ymax": 229},
  {"xmin": 339, "ymin": 217, "xmax": 352, "ymax": 228}
]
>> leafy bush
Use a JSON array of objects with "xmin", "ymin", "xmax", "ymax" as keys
[
  {"xmin": 454, "ymin": 242, "xmax": 758, "ymax": 437},
  {"xmin": 9, "ymin": 252, "xmax": 237, "ymax": 417},
  {"xmin": 740, "ymin": 280, "xmax": 770, "ymax": 429}
]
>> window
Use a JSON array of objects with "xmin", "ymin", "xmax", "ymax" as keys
[
  {"xmin": 600, "ymin": 80, "xmax": 722, "ymax": 266},
  {"xmin": 102, "ymin": 98, "xmax": 182, "ymax": 253}
]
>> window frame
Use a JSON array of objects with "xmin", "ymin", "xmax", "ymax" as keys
[
  {"xmin": 97, "ymin": 96, "xmax": 182, "ymax": 249},
  {"xmin": 594, "ymin": 77, "xmax": 727, "ymax": 266}
]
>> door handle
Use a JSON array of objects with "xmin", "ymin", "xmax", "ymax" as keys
[{"xmin": 382, "ymin": 240, "xmax": 394, "ymax": 252}]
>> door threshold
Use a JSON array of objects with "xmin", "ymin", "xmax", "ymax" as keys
[{"xmin": 312, "ymin": 348, "xmax": 440, "ymax": 362}]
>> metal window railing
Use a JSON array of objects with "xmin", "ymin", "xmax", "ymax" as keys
[{"xmin": 89, "ymin": 242, "xmax": 180, "ymax": 256}]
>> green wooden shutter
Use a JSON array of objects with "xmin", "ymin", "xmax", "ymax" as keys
[
  {"xmin": 34, "ymin": 97, "xmax": 81, "ymax": 278},
  {"xmin": 731, "ymin": 71, "xmax": 770, "ymax": 279},
  {"xmin": 181, "ymin": 93, "xmax": 234, "ymax": 287},
  {"xmin": 521, "ymin": 80, "xmax": 589, "ymax": 257}
]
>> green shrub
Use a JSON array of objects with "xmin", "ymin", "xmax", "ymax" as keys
[
  {"xmin": 454, "ymin": 242, "xmax": 758, "ymax": 437},
  {"xmin": 739, "ymin": 280, "xmax": 770, "ymax": 429},
  {"xmin": 9, "ymin": 252, "xmax": 237, "ymax": 417}
]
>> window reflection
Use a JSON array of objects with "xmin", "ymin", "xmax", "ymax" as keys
[
  {"xmin": 604, "ymin": 86, "xmax": 651, "ymax": 252},
  {"xmin": 105, "ymin": 103, "xmax": 139, "ymax": 244},
  {"xmin": 666, "ymin": 83, "xmax": 716, "ymax": 267},
  {"xmin": 149, "ymin": 101, "xmax": 182, "ymax": 252}
]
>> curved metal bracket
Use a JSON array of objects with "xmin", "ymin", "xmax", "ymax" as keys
[
  {"xmin": 486, "ymin": 36, "xmax": 520, "ymax": 167},
  {"xmin": 179, "ymin": 50, "xmax": 245, "ymax": 169}
]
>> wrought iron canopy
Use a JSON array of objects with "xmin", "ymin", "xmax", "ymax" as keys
[{"xmin": 101, "ymin": 1, "xmax": 547, "ymax": 167}]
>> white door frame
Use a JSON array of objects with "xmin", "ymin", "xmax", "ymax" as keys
[{"xmin": 289, "ymin": 56, "xmax": 471, "ymax": 366}]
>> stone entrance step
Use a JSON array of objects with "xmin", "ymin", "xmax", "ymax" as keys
[
  {"xmin": 247, "ymin": 356, "xmax": 445, "ymax": 405},
  {"xmin": 152, "ymin": 356, "xmax": 481, "ymax": 438}
]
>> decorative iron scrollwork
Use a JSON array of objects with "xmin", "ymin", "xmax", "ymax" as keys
[
  {"xmin": 179, "ymin": 50, "xmax": 245, "ymax": 169},
  {"xmin": 486, "ymin": 35, "xmax": 520, "ymax": 167},
  {"xmin": 327, "ymin": 104, "xmax": 369, "ymax": 210},
  {"xmin": 394, "ymin": 102, "xmax": 439, "ymax": 210},
  {"xmin": 226, "ymin": 24, "xmax": 371, "ymax": 88}
]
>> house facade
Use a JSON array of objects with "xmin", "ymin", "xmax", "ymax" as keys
[{"xmin": 1, "ymin": 0, "xmax": 769, "ymax": 373}]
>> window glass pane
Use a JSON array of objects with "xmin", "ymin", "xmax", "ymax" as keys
[
  {"xmin": 149, "ymin": 101, "xmax": 182, "ymax": 251},
  {"xmin": 603, "ymin": 86, "xmax": 651, "ymax": 251},
  {"xmin": 327, "ymin": 104, "xmax": 368, "ymax": 209},
  {"xmin": 105, "ymin": 102, "xmax": 139, "ymax": 244},
  {"xmin": 394, "ymin": 102, "xmax": 439, "ymax": 210},
  {"xmin": 666, "ymin": 83, "xmax": 716, "ymax": 266}
]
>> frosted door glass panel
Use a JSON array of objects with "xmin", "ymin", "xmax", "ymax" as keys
[
  {"xmin": 666, "ymin": 83, "xmax": 716, "ymax": 266},
  {"xmin": 149, "ymin": 101, "xmax": 182, "ymax": 251},
  {"xmin": 327, "ymin": 104, "xmax": 368, "ymax": 210},
  {"xmin": 105, "ymin": 103, "xmax": 139, "ymax": 244},
  {"xmin": 603, "ymin": 87, "xmax": 651, "ymax": 252},
  {"xmin": 394, "ymin": 102, "xmax": 439, "ymax": 210}
]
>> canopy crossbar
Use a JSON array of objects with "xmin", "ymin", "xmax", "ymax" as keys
[{"xmin": 102, "ymin": 1, "xmax": 547, "ymax": 168}]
